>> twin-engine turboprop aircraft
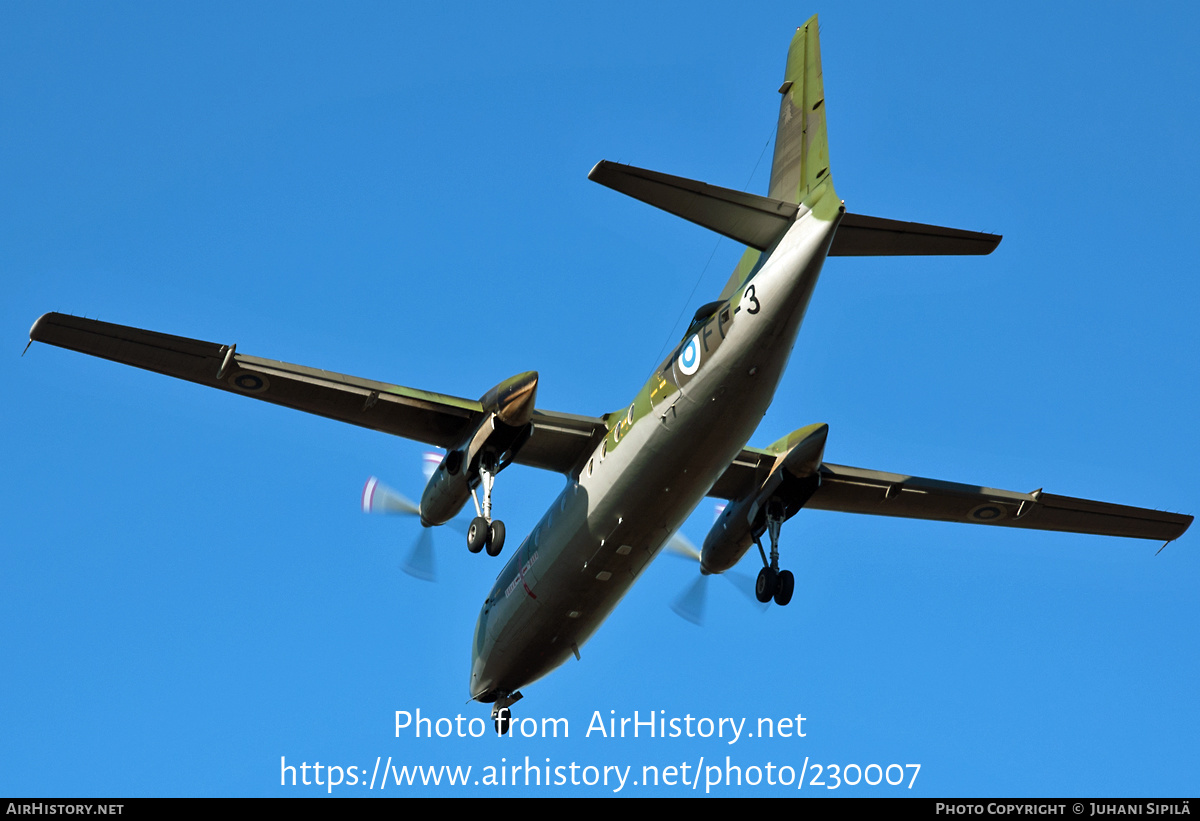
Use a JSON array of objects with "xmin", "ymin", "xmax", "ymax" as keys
[{"xmin": 28, "ymin": 16, "xmax": 1191, "ymax": 734}]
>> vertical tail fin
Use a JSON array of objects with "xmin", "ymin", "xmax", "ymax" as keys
[
  {"xmin": 718, "ymin": 16, "xmax": 838, "ymax": 301},
  {"xmin": 768, "ymin": 15, "xmax": 836, "ymax": 209}
]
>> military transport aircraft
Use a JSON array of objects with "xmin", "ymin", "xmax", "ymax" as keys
[{"xmin": 27, "ymin": 16, "xmax": 1191, "ymax": 734}]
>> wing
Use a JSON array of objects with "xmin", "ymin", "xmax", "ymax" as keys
[
  {"xmin": 708, "ymin": 448, "xmax": 1192, "ymax": 542},
  {"xmin": 29, "ymin": 312, "xmax": 605, "ymax": 474}
]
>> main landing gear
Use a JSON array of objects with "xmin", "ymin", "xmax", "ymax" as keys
[
  {"xmin": 754, "ymin": 498, "xmax": 795, "ymax": 606},
  {"xmin": 467, "ymin": 452, "xmax": 506, "ymax": 557}
]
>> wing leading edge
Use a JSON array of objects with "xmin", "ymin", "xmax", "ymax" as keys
[
  {"xmin": 31, "ymin": 313, "xmax": 1189, "ymax": 542},
  {"xmin": 28, "ymin": 312, "xmax": 605, "ymax": 475},
  {"xmin": 709, "ymin": 447, "xmax": 1192, "ymax": 543}
]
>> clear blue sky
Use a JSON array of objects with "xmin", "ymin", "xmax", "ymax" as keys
[{"xmin": 3, "ymin": 2, "xmax": 1197, "ymax": 797}]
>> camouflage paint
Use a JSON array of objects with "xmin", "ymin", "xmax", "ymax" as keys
[
  {"xmin": 719, "ymin": 14, "xmax": 839, "ymax": 302},
  {"xmin": 470, "ymin": 19, "xmax": 845, "ymax": 700}
]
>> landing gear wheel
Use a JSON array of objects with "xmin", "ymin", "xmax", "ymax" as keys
[
  {"xmin": 773, "ymin": 569, "xmax": 794, "ymax": 606},
  {"xmin": 486, "ymin": 520, "xmax": 506, "ymax": 556},
  {"xmin": 493, "ymin": 707, "xmax": 512, "ymax": 736},
  {"xmin": 467, "ymin": 517, "xmax": 489, "ymax": 554},
  {"xmin": 755, "ymin": 566, "xmax": 777, "ymax": 603}
]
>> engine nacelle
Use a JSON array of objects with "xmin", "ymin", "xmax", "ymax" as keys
[
  {"xmin": 701, "ymin": 422, "xmax": 828, "ymax": 574},
  {"xmin": 479, "ymin": 370, "xmax": 538, "ymax": 428},
  {"xmin": 419, "ymin": 371, "xmax": 539, "ymax": 526},
  {"xmin": 420, "ymin": 448, "xmax": 471, "ymax": 526}
]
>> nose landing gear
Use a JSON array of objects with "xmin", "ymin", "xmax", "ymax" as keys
[
  {"xmin": 490, "ymin": 692, "xmax": 523, "ymax": 735},
  {"xmin": 493, "ymin": 707, "xmax": 512, "ymax": 736}
]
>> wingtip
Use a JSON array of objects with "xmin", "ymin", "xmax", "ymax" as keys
[
  {"xmin": 587, "ymin": 160, "xmax": 608, "ymax": 182},
  {"xmin": 1156, "ymin": 514, "xmax": 1192, "ymax": 552},
  {"xmin": 29, "ymin": 312, "xmax": 56, "ymax": 343}
]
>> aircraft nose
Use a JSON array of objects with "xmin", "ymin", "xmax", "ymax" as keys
[
  {"xmin": 469, "ymin": 649, "xmax": 488, "ymax": 698},
  {"xmin": 471, "ymin": 644, "xmax": 511, "ymax": 703},
  {"xmin": 469, "ymin": 606, "xmax": 497, "ymax": 700}
]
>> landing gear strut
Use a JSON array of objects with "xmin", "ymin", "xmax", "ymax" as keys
[
  {"xmin": 493, "ymin": 707, "xmax": 512, "ymax": 736},
  {"xmin": 754, "ymin": 498, "xmax": 795, "ymax": 606},
  {"xmin": 491, "ymin": 692, "xmax": 522, "ymax": 735},
  {"xmin": 468, "ymin": 452, "xmax": 506, "ymax": 557}
]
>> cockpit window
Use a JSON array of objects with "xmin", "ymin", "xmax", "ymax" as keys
[{"xmin": 685, "ymin": 300, "xmax": 722, "ymax": 336}]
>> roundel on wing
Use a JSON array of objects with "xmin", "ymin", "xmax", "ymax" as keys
[
  {"xmin": 968, "ymin": 503, "xmax": 1007, "ymax": 523},
  {"xmin": 228, "ymin": 371, "xmax": 270, "ymax": 394},
  {"xmin": 678, "ymin": 334, "xmax": 701, "ymax": 376}
]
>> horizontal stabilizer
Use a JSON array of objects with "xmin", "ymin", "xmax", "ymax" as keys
[
  {"xmin": 589, "ymin": 160, "xmax": 798, "ymax": 251},
  {"xmin": 830, "ymin": 213, "xmax": 1001, "ymax": 256}
]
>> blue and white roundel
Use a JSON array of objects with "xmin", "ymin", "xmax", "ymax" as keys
[{"xmin": 678, "ymin": 334, "xmax": 701, "ymax": 376}]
